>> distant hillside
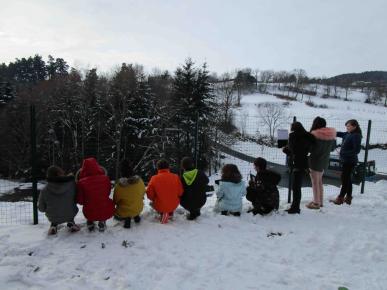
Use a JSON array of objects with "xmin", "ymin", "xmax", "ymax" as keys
[{"xmin": 327, "ymin": 71, "xmax": 387, "ymax": 84}]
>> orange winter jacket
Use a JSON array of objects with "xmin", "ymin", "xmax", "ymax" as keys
[{"xmin": 146, "ymin": 169, "xmax": 184, "ymax": 213}]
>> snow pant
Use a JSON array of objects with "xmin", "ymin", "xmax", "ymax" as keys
[
  {"xmin": 291, "ymin": 169, "xmax": 304, "ymax": 209},
  {"xmin": 51, "ymin": 220, "xmax": 75, "ymax": 227},
  {"xmin": 309, "ymin": 169, "xmax": 324, "ymax": 206},
  {"xmin": 339, "ymin": 162, "xmax": 356, "ymax": 198}
]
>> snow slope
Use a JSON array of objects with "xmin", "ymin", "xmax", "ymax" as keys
[
  {"xmin": 230, "ymin": 87, "xmax": 387, "ymax": 173},
  {"xmin": 1, "ymin": 181, "xmax": 387, "ymax": 290}
]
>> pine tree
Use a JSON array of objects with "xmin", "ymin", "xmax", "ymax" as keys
[{"xmin": 171, "ymin": 58, "xmax": 216, "ymax": 169}]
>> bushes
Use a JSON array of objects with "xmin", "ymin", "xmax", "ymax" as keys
[
  {"xmin": 305, "ymin": 101, "xmax": 328, "ymax": 109},
  {"xmin": 273, "ymin": 93, "xmax": 297, "ymax": 101},
  {"xmin": 321, "ymin": 94, "xmax": 340, "ymax": 99}
]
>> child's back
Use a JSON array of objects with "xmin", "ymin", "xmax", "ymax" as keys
[
  {"xmin": 114, "ymin": 176, "xmax": 145, "ymax": 218},
  {"xmin": 216, "ymin": 180, "xmax": 246, "ymax": 213},
  {"xmin": 247, "ymin": 169, "xmax": 281, "ymax": 213},
  {"xmin": 39, "ymin": 175, "xmax": 78, "ymax": 224},
  {"xmin": 77, "ymin": 158, "xmax": 114, "ymax": 222},
  {"xmin": 146, "ymin": 168, "xmax": 183, "ymax": 214}
]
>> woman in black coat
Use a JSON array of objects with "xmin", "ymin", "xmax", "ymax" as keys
[
  {"xmin": 331, "ymin": 119, "xmax": 362, "ymax": 205},
  {"xmin": 180, "ymin": 157, "xmax": 209, "ymax": 220},
  {"xmin": 283, "ymin": 122, "xmax": 315, "ymax": 214}
]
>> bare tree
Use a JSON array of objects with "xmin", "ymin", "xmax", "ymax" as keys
[
  {"xmin": 258, "ymin": 70, "xmax": 274, "ymax": 93},
  {"xmin": 254, "ymin": 68, "xmax": 259, "ymax": 91},
  {"xmin": 342, "ymin": 81, "xmax": 351, "ymax": 101},
  {"xmin": 369, "ymin": 84, "xmax": 387, "ymax": 105},
  {"xmin": 257, "ymin": 102, "xmax": 289, "ymax": 145},
  {"xmin": 273, "ymin": 71, "xmax": 290, "ymax": 91},
  {"xmin": 239, "ymin": 111, "xmax": 249, "ymax": 137},
  {"xmin": 293, "ymin": 69, "xmax": 307, "ymax": 100},
  {"xmin": 217, "ymin": 73, "xmax": 235, "ymax": 125}
]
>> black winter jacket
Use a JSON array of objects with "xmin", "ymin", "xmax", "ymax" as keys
[
  {"xmin": 283, "ymin": 131, "xmax": 315, "ymax": 170},
  {"xmin": 246, "ymin": 170, "xmax": 281, "ymax": 212},
  {"xmin": 180, "ymin": 170, "xmax": 209, "ymax": 211}
]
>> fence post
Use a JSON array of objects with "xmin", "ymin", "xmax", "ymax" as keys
[
  {"xmin": 287, "ymin": 116, "xmax": 296, "ymax": 203},
  {"xmin": 194, "ymin": 111, "xmax": 199, "ymax": 168},
  {"xmin": 30, "ymin": 105, "xmax": 39, "ymax": 224},
  {"xmin": 361, "ymin": 120, "xmax": 371, "ymax": 194}
]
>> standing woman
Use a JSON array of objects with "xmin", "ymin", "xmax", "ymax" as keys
[
  {"xmin": 307, "ymin": 117, "xmax": 336, "ymax": 210},
  {"xmin": 283, "ymin": 122, "xmax": 315, "ymax": 214},
  {"xmin": 331, "ymin": 120, "xmax": 362, "ymax": 205}
]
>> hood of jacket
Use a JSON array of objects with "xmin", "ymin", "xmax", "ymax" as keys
[
  {"xmin": 117, "ymin": 175, "xmax": 141, "ymax": 187},
  {"xmin": 311, "ymin": 127, "xmax": 336, "ymax": 141},
  {"xmin": 257, "ymin": 170, "xmax": 281, "ymax": 185},
  {"xmin": 45, "ymin": 176, "xmax": 75, "ymax": 195},
  {"xmin": 79, "ymin": 158, "xmax": 105, "ymax": 178},
  {"xmin": 183, "ymin": 169, "xmax": 198, "ymax": 186}
]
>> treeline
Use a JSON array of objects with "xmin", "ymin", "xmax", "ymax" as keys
[{"xmin": 0, "ymin": 55, "xmax": 215, "ymax": 180}]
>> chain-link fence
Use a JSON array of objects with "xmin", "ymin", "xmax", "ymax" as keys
[
  {"xmin": 215, "ymin": 113, "xmax": 386, "ymax": 204},
  {"xmin": 1, "ymin": 104, "xmax": 386, "ymax": 224}
]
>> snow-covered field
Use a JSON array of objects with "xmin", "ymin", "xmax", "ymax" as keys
[
  {"xmin": 230, "ymin": 85, "xmax": 387, "ymax": 173},
  {"xmin": 1, "ymin": 180, "xmax": 387, "ymax": 290}
]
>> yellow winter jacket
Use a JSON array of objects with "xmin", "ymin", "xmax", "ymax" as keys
[{"xmin": 113, "ymin": 176, "xmax": 145, "ymax": 218}]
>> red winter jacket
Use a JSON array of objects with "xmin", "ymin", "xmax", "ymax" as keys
[
  {"xmin": 146, "ymin": 169, "xmax": 184, "ymax": 213},
  {"xmin": 77, "ymin": 158, "xmax": 114, "ymax": 221}
]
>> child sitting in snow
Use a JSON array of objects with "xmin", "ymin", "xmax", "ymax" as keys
[
  {"xmin": 214, "ymin": 164, "xmax": 246, "ymax": 216},
  {"xmin": 76, "ymin": 158, "xmax": 114, "ymax": 232},
  {"xmin": 113, "ymin": 160, "xmax": 146, "ymax": 228},
  {"xmin": 38, "ymin": 166, "xmax": 80, "ymax": 235},
  {"xmin": 179, "ymin": 157, "xmax": 209, "ymax": 220},
  {"xmin": 146, "ymin": 159, "xmax": 183, "ymax": 224},
  {"xmin": 246, "ymin": 157, "xmax": 280, "ymax": 215}
]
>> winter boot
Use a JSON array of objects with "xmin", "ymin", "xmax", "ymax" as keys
[
  {"xmin": 344, "ymin": 195, "xmax": 352, "ymax": 205},
  {"xmin": 231, "ymin": 212, "xmax": 241, "ymax": 217},
  {"xmin": 124, "ymin": 218, "xmax": 131, "ymax": 229},
  {"xmin": 160, "ymin": 213, "xmax": 169, "ymax": 224},
  {"xmin": 87, "ymin": 221, "xmax": 95, "ymax": 232},
  {"xmin": 134, "ymin": 216, "xmax": 141, "ymax": 223},
  {"xmin": 48, "ymin": 225, "xmax": 57, "ymax": 235},
  {"xmin": 221, "ymin": 211, "xmax": 229, "ymax": 216},
  {"xmin": 187, "ymin": 210, "xmax": 200, "ymax": 220},
  {"xmin": 286, "ymin": 207, "xmax": 301, "ymax": 214},
  {"xmin": 98, "ymin": 221, "xmax": 106, "ymax": 232},
  {"xmin": 330, "ymin": 196, "xmax": 344, "ymax": 205},
  {"xmin": 67, "ymin": 222, "xmax": 80, "ymax": 233}
]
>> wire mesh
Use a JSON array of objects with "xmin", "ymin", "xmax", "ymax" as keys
[{"xmin": 217, "ymin": 113, "xmax": 386, "ymax": 205}]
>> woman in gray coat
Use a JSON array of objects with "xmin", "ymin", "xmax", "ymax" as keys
[
  {"xmin": 307, "ymin": 117, "xmax": 336, "ymax": 210},
  {"xmin": 38, "ymin": 166, "xmax": 80, "ymax": 235}
]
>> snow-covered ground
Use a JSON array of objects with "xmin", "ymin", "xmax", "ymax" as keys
[{"xmin": 1, "ymin": 180, "xmax": 387, "ymax": 290}]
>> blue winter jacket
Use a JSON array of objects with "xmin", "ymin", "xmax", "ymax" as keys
[
  {"xmin": 337, "ymin": 131, "xmax": 362, "ymax": 164},
  {"xmin": 215, "ymin": 181, "xmax": 246, "ymax": 212}
]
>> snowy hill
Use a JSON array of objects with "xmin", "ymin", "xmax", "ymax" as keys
[
  {"xmin": 1, "ymin": 182, "xmax": 387, "ymax": 290},
  {"xmin": 229, "ymin": 84, "xmax": 387, "ymax": 173}
]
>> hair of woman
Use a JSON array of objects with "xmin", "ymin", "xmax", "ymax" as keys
[
  {"xmin": 310, "ymin": 116, "xmax": 327, "ymax": 131},
  {"xmin": 221, "ymin": 164, "xmax": 242, "ymax": 183}
]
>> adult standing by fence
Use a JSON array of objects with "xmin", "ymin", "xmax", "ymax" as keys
[
  {"xmin": 283, "ymin": 122, "xmax": 314, "ymax": 214},
  {"xmin": 331, "ymin": 120, "xmax": 362, "ymax": 205},
  {"xmin": 307, "ymin": 117, "xmax": 336, "ymax": 210}
]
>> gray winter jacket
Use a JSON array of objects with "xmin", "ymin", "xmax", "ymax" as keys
[
  {"xmin": 309, "ymin": 127, "xmax": 337, "ymax": 172},
  {"xmin": 38, "ymin": 176, "xmax": 79, "ymax": 224}
]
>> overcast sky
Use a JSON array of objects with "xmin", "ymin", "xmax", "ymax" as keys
[{"xmin": 1, "ymin": 0, "xmax": 386, "ymax": 77}]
